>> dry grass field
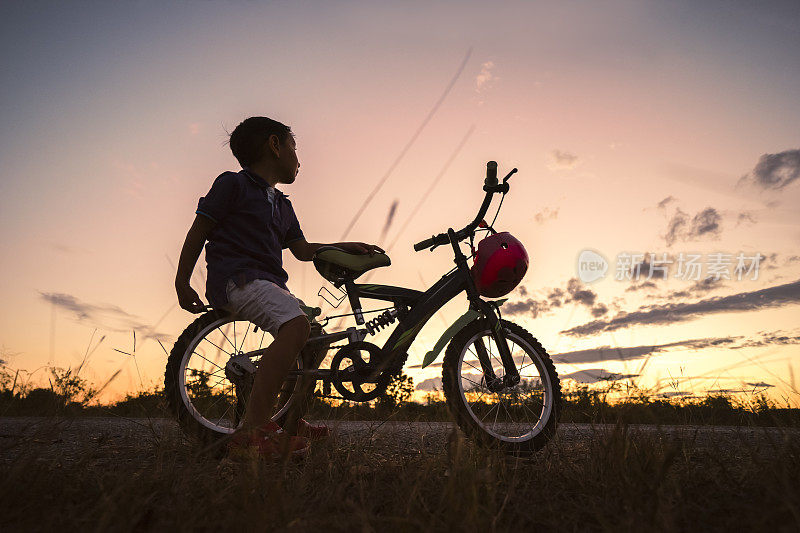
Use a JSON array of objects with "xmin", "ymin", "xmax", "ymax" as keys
[{"xmin": 1, "ymin": 416, "xmax": 799, "ymax": 532}]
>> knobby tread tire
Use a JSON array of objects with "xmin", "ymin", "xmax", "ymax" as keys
[{"xmin": 442, "ymin": 319, "xmax": 561, "ymax": 455}]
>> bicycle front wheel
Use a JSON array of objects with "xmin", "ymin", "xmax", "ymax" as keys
[
  {"xmin": 442, "ymin": 319, "xmax": 561, "ymax": 455},
  {"xmin": 164, "ymin": 310, "xmax": 304, "ymax": 444}
]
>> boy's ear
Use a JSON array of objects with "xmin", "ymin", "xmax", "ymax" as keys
[{"xmin": 266, "ymin": 134, "xmax": 281, "ymax": 158}]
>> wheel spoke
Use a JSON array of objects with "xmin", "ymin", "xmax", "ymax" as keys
[
  {"xmin": 207, "ymin": 373, "xmax": 231, "ymax": 390},
  {"xmin": 217, "ymin": 325, "xmax": 237, "ymax": 352},
  {"xmin": 461, "ymin": 375, "xmax": 480, "ymax": 388},
  {"xmin": 521, "ymin": 397, "xmax": 542, "ymax": 421},
  {"xmin": 206, "ymin": 383, "xmax": 235, "ymax": 414},
  {"xmin": 463, "ymin": 358, "xmax": 482, "ymax": 373},
  {"xmin": 480, "ymin": 401, "xmax": 500, "ymax": 423},
  {"xmin": 450, "ymin": 327, "xmax": 558, "ymax": 445},
  {"xmin": 216, "ymin": 386, "xmax": 236, "ymax": 427},
  {"xmin": 200, "ymin": 338, "xmax": 232, "ymax": 358},
  {"xmin": 193, "ymin": 350, "xmax": 225, "ymax": 371}
]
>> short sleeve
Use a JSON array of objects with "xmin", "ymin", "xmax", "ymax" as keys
[
  {"xmin": 282, "ymin": 199, "xmax": 305, "ymax": 249},
  {"xmin": 196, "ymin": 172, "xmax": 239, "ymax": 223}
]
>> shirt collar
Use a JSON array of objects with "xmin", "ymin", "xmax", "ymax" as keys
[{"xmin": 241, "ymin": 169, "xmax": 288, "ymax": 198}]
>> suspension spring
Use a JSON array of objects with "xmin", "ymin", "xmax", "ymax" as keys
[{"xmin": 364, "ymin": 309, "xmax": 397, "ymax": 335}]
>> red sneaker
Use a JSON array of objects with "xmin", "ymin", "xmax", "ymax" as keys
[
  {"xmin": 227, "ymin": 422, "xmax": 309, "ymax": 461},
  {"xmin": 296, "ymin": 418, "xmax": 330, "ymax": 441}
]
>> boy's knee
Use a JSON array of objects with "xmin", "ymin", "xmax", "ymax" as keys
[{"xmin": 278, "ymin": 315, "xmax": 310, "ymax": 349}]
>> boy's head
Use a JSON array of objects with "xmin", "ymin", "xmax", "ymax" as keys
[{"xmin": 229, "ymin": 116, "xmax": 299, "ymax": 183}]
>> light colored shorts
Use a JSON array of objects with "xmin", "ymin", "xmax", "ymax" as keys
[{"xmin": 223, "ymin": 279, "xmax": 307, "ymax": 336}]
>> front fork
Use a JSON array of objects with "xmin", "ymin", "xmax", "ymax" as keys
[{"xmin": 447, "ymin": 229, "xmax": 520, "ymax": 392}]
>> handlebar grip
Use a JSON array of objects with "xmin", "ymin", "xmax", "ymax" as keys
[
  {"xmin": 414, "ymin": 233, "xmax": 448, "ymax": 251},
  {"xmin": 485, "ymin": 161, "xmax": 498, "ymax": 186},
  {"xmin": 413, "ymin": 237, "xmax": 435, "ymax": 252}
]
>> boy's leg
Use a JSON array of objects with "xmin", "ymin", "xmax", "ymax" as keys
[
  {"xmin": 240, "ymin": 314, "xmax": 310, "ymax": 432},
  {"xmin": 282, "ymin": 335, "xmax": 328, "ymax": 435},
  {"xmin": 222, "ymin": 279, "xmax": 311, "ymax": 434}
]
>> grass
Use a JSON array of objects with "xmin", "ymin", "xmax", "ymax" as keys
[
  {"xmin": 2, "ymin": 364, "xmax": 800, "ymax": 530},
  {"xmin": 3, "ymin": 378, "xmax": 800, "ymax": 427},
  {"xmin": 1, "ymin": 416, "xmax": 798, "ymax": 531}
]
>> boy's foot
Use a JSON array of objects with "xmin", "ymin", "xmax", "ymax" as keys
[
  {"xmin": 296, "ymin": 418, "xmax": 330, "ymax": 441},
  {"xmin": 226, "ymin": 422, "xmax": 309, "ymax": 461}
]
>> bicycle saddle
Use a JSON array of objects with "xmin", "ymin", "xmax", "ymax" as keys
[{"xmin": 313, "ymin": 246, "xmax": 391, "ymax": 285}]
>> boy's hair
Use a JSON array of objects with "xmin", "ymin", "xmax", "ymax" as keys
[{"xmin": 228, "ymin": 116, "xmax": 293, "ymax": 168}]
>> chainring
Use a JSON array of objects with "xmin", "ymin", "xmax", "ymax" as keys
[{"xmin": 330, "ymin": 341, "xmax": 391, "ymax": 402}]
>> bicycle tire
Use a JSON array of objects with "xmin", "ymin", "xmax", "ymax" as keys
[
  {"xmin": 442, "ymin": 319, "xmax": 561, "ymax": 455},
  {"xmin": 164, "ymin": 309, "xmax": 307, "ymax": 444}
]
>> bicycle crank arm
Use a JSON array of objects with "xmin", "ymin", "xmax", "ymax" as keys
[{"xmin": 287, "ymin": 368, "xmax": 332, "ymax": 379}]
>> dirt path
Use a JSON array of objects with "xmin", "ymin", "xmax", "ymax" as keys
[{"xmin": 2, "ymin": 417, "xmax": 796, "ymax": 466}]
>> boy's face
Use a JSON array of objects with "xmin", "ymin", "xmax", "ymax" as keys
[{"xmin": 276, "ymin": 135, "xmax": 300, "ymax": 184}]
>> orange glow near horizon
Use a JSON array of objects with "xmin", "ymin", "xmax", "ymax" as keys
[{"xmin": 0, "ymin": 1, "xmax": 798, "ymax": 406}]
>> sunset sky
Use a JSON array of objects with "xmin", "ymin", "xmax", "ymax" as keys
[{"xmin": 1, "ymin": 0, "xmax": 798, "ymax": 404}]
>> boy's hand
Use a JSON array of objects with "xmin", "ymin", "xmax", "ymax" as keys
[
  {"xmin": 337, "ymin": 242, "xmax": 385, "ymax": 256},
  {"xmin": 176, "ymin": 281, "xmax": 206, "ymax": 313}
]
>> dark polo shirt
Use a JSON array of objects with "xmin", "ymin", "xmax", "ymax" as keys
[{"xmin": 196, "ymin": 169, "xmax": 304, "ymax": 308}]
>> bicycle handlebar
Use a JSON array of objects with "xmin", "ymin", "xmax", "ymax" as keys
[
  {"xmin": 414, "ymin": 161, "xmax": 516, "ymax": 252},
  {"xmin": 413, "ymin": 233, "xmax": 448, "ymax": 251}
]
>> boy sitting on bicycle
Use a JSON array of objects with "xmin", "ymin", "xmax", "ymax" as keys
[{"xmin": 175, "ymin": 116, "xmax": 383, "ymax": 459}]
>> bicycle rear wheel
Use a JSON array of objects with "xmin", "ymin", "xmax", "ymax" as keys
[
  {"xmin": 164, "ymin": 310, "xmax": 304, "ymax": 444},
  {"xmin": 442, "ymin": 319, "xmax": 561, "ymax": 455}
]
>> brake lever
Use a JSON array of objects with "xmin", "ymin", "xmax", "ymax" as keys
[{"xmin": 502, "ymin": 168, "xmax": 518, "ymax": 183}]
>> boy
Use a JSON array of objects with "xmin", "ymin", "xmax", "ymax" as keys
[{"xmin": 175, "ymin": 116, "xmax": 383, "ymax": 458}]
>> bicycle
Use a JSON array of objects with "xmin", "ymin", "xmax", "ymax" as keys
[{"xmin": 165, "ymin": 161, "xmax": 562, "ymax": 455}]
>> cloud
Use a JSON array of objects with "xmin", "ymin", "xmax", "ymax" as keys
[
  {"xmin": 560, "ymin": 278, "xmax": 800, "ymax": 337},
  {"xmin": 40, "ymin": 291, "xmax": 171, "ymax": 342},
  {"xmin": 740, "ymin": 149, "xmax": 800, "ymax": 190},
  {"xmin": 547, "ymin": 150, "xmax": 579, "ymax": 170},
  {"xmin": 657, "ymin": 196, "xmax": 677, "ymax": 210},
  {"xmin": 503, "ymin": 299, "xmax": 551, "ymax": 317},
  {"xmin": 663, "ymin": 207, "xmax": 722, "ymax": 246},
  {"xmin": 625, "ymin": 281, "xmax": 657, "ymax": 293},
  {"xmin": 566, "ymin": 277, "xmax": 596, "ymax": 306},
  {"xmin": 504, "ymin": 278, "xmax": 609, "ymax": 318},
  {"xmin": 731, "ymin": 330, "xmax": 800, "ymax": 349},
  {"xmin": 745, "ymin": 382, "xmax": 774, "ymax": 389},
  {"xmin": 552, "ymin": 336, "xmax": 741, "ymax": 365},
  {"xmin": 664, "ymin": 277, "xmax": 727, "ymax": 299},
  {"xmin": 475, "ymin": 61, "xmax": 496, "ymax": 91},
  {"xmin": 415, "ymin": 377, "xmax": 442, "ymax": 391},
  {"xmin": 533, "ymin": 207, "xmax": 559, "ymax": 224},
  {"xmin": 657, "ymin": 391, "xmax": 695, "ymax": 398},
  {"xmin": 736, "ymin": 212, "xmax": 757, "ymax": 226},
  {"xmin": 474, "ymin": 61, "xmax": 497, "ymax": 105},
  {"xmin": 664, "ymin": 208, "xmax": 688, "ymax": 247},
  {"xmin": 630, "ymin": 253, "xmax": 671, "ymax": 280},
  {"xmin": 691, "ymin": 208, "xmax": 722, "ymax": 238},
  {"xmin": 560, "ymin": 369, "xmax": 639, "ymax": 384},
  {"xmin": 49, "ymin": 242, "xmax": 91, "ymax": 255}
]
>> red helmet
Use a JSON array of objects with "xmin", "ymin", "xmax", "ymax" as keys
[{"xmin": 470, "ymin": 232, "xmax": 529, "ymax": 298}]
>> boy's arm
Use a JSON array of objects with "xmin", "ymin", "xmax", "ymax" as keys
[
  {"xmin": 175, "ymin": 214, "xmax": 216, "ymax": 313},
  {"xmin": 288, "ymin": 238, "xmax": 384, "ymax": 262}
]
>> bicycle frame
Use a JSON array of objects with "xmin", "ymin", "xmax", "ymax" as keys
[
  {"xmin": 245, "ymin": 161, "xmax": 522, "ymax": 393},
  {"xmin": 292, "ymin": 230, "xmax": 520, "ymax": 392}
]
